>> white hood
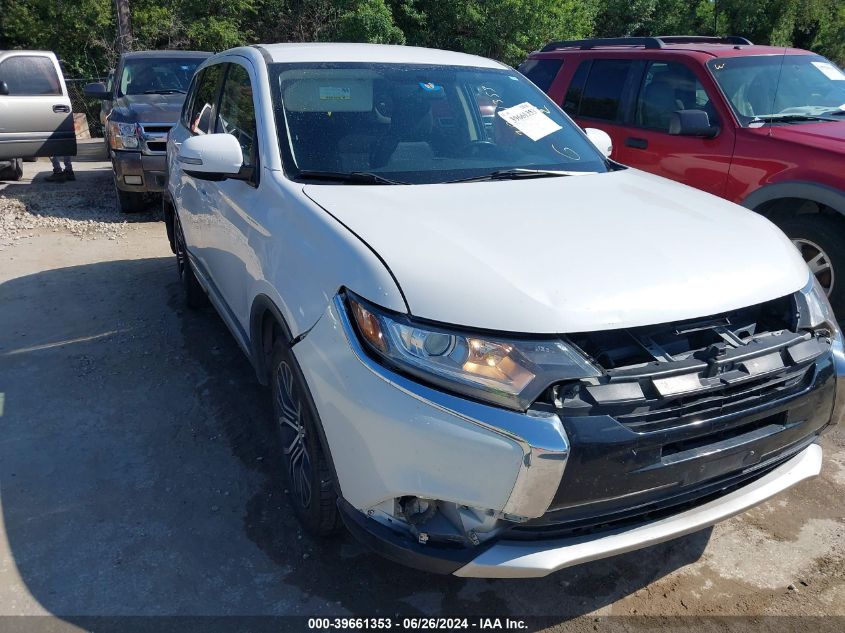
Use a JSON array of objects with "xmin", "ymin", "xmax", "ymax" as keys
[{"xmin": 304, "ymin": 169, "xmax": 810, "ymax": 333}]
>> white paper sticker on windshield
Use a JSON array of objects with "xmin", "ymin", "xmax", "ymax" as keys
[
  {"xmin": 319, "ymin": 86, "xmax": 352, "ymax": 100},
  {"xmin": 811, "ymin": 62, "xmax": 845, "ymax": 81},
  {"xmin": 497, "ymin": 102, "xmax": 562, "ymax": 141}
]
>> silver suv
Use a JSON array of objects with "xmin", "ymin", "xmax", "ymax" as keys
[{"xmin": 0, "ymin": 50, "xmax": 77, "ymax": 173}]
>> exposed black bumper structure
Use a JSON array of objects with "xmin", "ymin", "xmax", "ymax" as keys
[{"xmin": 342, "ymin": 293, "xmax": 840, "ymax": 576}]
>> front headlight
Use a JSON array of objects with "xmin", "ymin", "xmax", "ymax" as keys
[
  {"xmin": 108, "ymin": 121, "xmax": 140, "ymax": 150},
  {"xmin": 797, "ymin": 274, "xmax": 840, "ymax": 333},
  {"xmin": 345, "ymin": 293, "xmax": 600, "ymax": 410}
]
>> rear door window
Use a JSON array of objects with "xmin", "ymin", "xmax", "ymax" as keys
[
  {"xmin": 517, "ymin": 59, "xmax": 563, "ymax": 92},
  {"xmin": 0, "ymin": 55, "xmax": 61, "ymax": 96},
  {"xmin": 579, "ymin": 59, "xmax": 634, "ymax": 121}
]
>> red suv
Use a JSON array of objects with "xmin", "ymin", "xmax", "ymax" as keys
[{"xmin": 520, "ymin": 36, "xmax": 845, "ymax": 312}]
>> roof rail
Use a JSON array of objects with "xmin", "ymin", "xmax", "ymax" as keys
[
  {"xmin": 656, "ymin": 35, "xmax": 753, "ymax": 45},
  {"xmin": 540, "ymin": 35, "xmax": 753, "ymax": 53},
  {"xmin": 540, "ymin": 37, "xmax": 663, "ymax": 52}
]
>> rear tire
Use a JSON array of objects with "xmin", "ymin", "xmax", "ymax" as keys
[
  {"xmin": 270, "ymin": 339, "xmax": 340, "ymax": 536},
  {"xmin": 174, "ymin": 214, "xmax": 207, "ymax": 310},
  {"xmin": 0, "ymin": 158, "xmax": 23, "ymax": 181},
  {"xmin": 776, "ymin": 214, "xmax": 845, "ymax": 315}
]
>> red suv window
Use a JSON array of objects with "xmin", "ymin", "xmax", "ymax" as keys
[
  {"xmin": 574, "ymin": 59, "xmax": 634, "ymax": 122},
  {"xmin": 518, "ymin": 58, "xmax": 563, "ymax": 92},
  {"xmin": 635, "ymin": 61, "xmax": 719, "ymax": 132}
]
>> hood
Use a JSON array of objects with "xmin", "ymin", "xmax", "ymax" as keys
[
  {"xmin": 110, "ymin": 93, "xmax": 185, "ymax": 124},
  {"xmin": 771, "ymin": 120, "xmax": 845, "ymax": 153},
  {"xmin": 304, "ymin": 170, "xmax": 810, "ymax": 334}
]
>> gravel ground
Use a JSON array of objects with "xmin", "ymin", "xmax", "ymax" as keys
[
  {"xmin": 1, "ymin": 153, "xmax": 844, "ymax": 632},
  {"xmin": 0, "ymin": 150, "xmax": 160, "ymax": 248}
]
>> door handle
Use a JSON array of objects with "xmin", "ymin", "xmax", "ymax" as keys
[
  {"xmin": 53, "ymin": 104, "xmax": 70, "ymax": 113},
  {"xmin": 625, "ymin": 137, "xmax": 648, "ymax": 150}
]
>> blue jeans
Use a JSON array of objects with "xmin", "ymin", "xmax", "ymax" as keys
[{"xmin": 50, "ymin": 156, "xmax": 72, "ymax": 172}]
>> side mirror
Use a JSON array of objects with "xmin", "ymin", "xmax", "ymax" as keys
[
  {"xmin": 584, "ymin": 127, "xmax": 612, "ymax": 158},
  {"xmin": 0, "ymin": 81, "xmax": 9, "ymax": 96},
  {"xmin": 669, "ymin": 110, "xmax": 719, "ymax": 138},
  {"xmin": 178, "ymin": 133, "xmax": 246, "ymax": 181},
  {"xmin": 83, "ymin": 82, "xmax": 110, "ymax": 100}
]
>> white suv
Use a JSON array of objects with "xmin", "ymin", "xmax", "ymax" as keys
[{"xmin": 166, "ymin": 43, "xmax": 844, "ymax": 578}]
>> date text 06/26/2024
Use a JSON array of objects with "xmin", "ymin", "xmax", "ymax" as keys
[{"xmin": 307, "ymin": 617, "xmax": 528, "ymax": 630}]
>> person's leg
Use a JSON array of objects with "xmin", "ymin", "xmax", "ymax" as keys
[
  {"xmin": 46, "ymin": 156, "xmax": 66, "ymax": 182},
  {"xmin": 62, "ymin": 157, "xmax": 75, "ymax": 180}
]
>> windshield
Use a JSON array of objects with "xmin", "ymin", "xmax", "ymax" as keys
[
  {"xmin": 119, "ymin": 58, "xmax": 205, "ymax": 97},
  {"xmin": 708, "ymin": 54, "xmax": 845, "ymax": 125},
  {"xmin": 269, "ymin": 62, "xmax": 610, "ymax": 184}
]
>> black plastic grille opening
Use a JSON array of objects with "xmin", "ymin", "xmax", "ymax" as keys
[{"xmin": 618, "ymin": 365, "xmax": 813, "ymax": 432}]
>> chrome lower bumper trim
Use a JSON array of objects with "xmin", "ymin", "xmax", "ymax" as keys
[{"xmin": 454, "ymin": 443, "xmax": 823, "ymax": 578}]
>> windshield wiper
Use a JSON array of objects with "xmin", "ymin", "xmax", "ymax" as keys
[
  {"xmin": 144, "ymin": 89, "xmax": 187, "ymax": 94},
  {"xmin": 822, "ymin": 109, "xmax": 845, "ymax": 117},
  {"xmin": 296, "ymin": 170, "xmax": 408, "ymax": 185},
  {"xmin": 751, "ymin": 114, "xmax": 834, "ymax": 123},
  {"xmin": 446, "ymin": 168, "xmax": 594, "ymax": 184}
]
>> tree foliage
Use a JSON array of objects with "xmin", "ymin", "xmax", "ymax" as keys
[{"xmin": 0, "ymin": 0, "xmax": 842, "ymax": 78}]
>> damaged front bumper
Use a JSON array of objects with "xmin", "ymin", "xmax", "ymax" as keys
[
  {"xmin": 293, "ymin": 297, "xmax": 571, "ymax": 530},
  {"xmin": 111, "ymin": 150, "xmax": 167, "ymax": 192},
  {"xmin": 293, "ymin": 296, "xmax": 843, "ymax": 578}
]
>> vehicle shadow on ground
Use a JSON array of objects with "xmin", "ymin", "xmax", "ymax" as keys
[{"xmin": 0, "ymin": 257, "xmax": 711, "ymax": 624}]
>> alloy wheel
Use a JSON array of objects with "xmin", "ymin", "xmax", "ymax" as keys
[
  {"xmin": 275, "ymin": 361, "xmax": 313, "ymax": 509},
  {"xmin": 793, "ymin": 238, "xmax": 834, "ymax": 296}
]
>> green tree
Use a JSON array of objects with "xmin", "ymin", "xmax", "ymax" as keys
[
  {"xmin": 719, "ymin": 0, "xmax": 844, "ymax": 65},
  {"xmin": 1, "ymin": 0, "xmax": 115, "ymax": 76},
  {"xmin": 593, "ymin": 0, "xmax": 715, "ymax": 38},
  {"xmin": 337, "ymin": 0, "xmax": 405, "ymax": 44},
  {"xmin": 1, "ymin": 0, "xmax": 843, "ymax": 81},
  {"xmin": 391, "ymin": 0, "xmax": 596, "ymax": 65}
]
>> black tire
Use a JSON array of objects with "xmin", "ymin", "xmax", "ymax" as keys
[
  {"xmin": 270, "ymin": 339, "xmax": 340, "ymax": 536},
  {"xmin": 114, "ymin": 176, "xmax": 146, "ymax": 213},
  {"xmin": 775, "ymin": 214, "xmax": 845, "ymax": 315},
  {"xmin": 10, "ymin": 158, "xmax": 23, "ymax": 181},
  {"xmin": 174, "ymin": 215, "xmax": 207, "ymax": 310},
  {"xmin": 0, "ymin": 158, "xmax": 22, "ymax": 181}
]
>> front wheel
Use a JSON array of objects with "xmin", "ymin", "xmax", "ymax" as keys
[
  {"xmin": 174, "ymin": 214, "xmax": 207, "ymax": 310},
  {"xmin": 114, "ymin": 176, "xmax": 146, "ymax": 213},
  {"xmin": 776, "ymin": 214, "xmax": 845, "ymax": 315},
  {"xmin": 271, "ymin": 340, "xmax": 340, "ymax": 536}
]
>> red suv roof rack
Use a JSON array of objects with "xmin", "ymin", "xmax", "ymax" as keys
[{"xmin": 539, "ymin": 36, "xmax": 753, "ymax": 52}]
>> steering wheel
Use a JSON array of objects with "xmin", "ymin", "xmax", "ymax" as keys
[{"xmin": 460, "ymin": 140, "xmax": 498, "ymax": 158}]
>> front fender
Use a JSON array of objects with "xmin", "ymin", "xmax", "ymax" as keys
[{"xmin": 743, "ymin": 180, "xmax": 845, "ymax": 216}]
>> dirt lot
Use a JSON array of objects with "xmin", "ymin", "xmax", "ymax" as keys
[{"xmin": 1, "ymin": 149, "xmax": 845, "ymax": 631}]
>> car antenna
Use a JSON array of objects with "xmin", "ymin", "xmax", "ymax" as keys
[{"xmin": 767, "ymin": 47, "xmax": 789, "ymax": 131}]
